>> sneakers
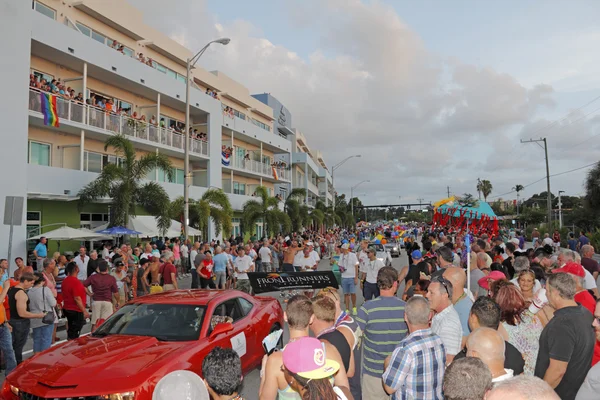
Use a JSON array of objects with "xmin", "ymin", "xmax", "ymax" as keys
[
  {"xmin": 352, "ymin": 307, "xmax": 357, "ymax": 315},
  {"xmin": 346, "ymin": 309, "xmax": 350, "ymax": 315}
]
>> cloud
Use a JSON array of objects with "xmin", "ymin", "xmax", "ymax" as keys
[{"xmin": 130, "ymin": 0, "xmax": 593, "ymax": 205}]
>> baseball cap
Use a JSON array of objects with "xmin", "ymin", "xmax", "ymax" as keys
[
  {"xmin": 282, "ymin": 337, "xmax": 340, "ymax": 380},
  {"xmin": 114, "ymin": 260, "xmax": 125, "ymax": 267},
  {"xmin": 411, "ymin": 250, "xmax": 422, "ymax": 259},
  {"xmin": 510, "ymin": 238, "xmax": 520, "ymax": 246},
  {"xmin": 341, "ymin": 243, "xmax": 350, "ymax": 250},
  {"xmin": 552, "ymin": 262, "xmax": 585, "ymax": 278},
  {"xmin": 477, "ymin": 271, "xmax": 506, "ymax": 290}
]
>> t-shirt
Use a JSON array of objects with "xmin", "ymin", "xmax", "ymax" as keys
[
  {"xmin": 180, "ymin": 244, "xmax": 189, "ymax": 258},
  {"xmin": 83, "ymin": 273, "xmax": 118, "ymax": 302},
  {"xmin": 568, "ymin": 239, "xmax": 578, "ymax": 251},
  {"xmin": 431, "ymin": 305, "xmax": 463, "ymax": 356},
  {"xmin": 234, "ymin": 255, "xmax": 253, "ymax": 279},
  {"xmin": 160, "ymin": 263, "xmax": 177, "ymax": 285},
  {"xmin": 577, "ymin": 362, "xmax": 600, "ymax": 400},
  {"xmin": 213, "ymin": 253, "xmax": 229, "ymax": 273},
  {"xmin": 34, "ymin": 242, "xmax": 47, "ymax": 258},
  {"xmin": 309, "ymin": 250, "xmax": 321, "ymax": 264},
  {"xmin": 575, "ymin": 290, "xmax": 596, "ymax": 315},
  {"xmin": 199, "ymin": 259, "xmax": 213, "ymax": 279},
  {"xmin": 62, "ymin": 276, "xmax": 87, "ymax": 312},
  {"xmin": 356, "ymin": 296, "xmax": 408, "ymax": 377},
  {"xmin": 535, "ymin": 305, "xmax": 595, "ymax": 400},
  {"xmin": 338, "ymin": 252, "xmax": 359, "ymax": 279},
  {"xmin": 359, "ymin": 258, "xmax": 385, "ymax": 284},
  {"xmin": 579, "ymin": 235, "xmax": 591, "ymax": 247},
  {"xmin": 297, "ymin": 256, "xmax": 317, "ymax": 271},
  {"xmin": 581, "ymin": 258, "xmax": 600, "ymax": 275},
  {"xmin": 258, "ymin": 247, "xmax": 272, "ymax": 263},
  {"xmin": 454, "ymin": 295, "xmax": 474, "ymax": 337},
  {"xmin": 469, "ymin": 269, "xmax": 485, "ymax": 297}
]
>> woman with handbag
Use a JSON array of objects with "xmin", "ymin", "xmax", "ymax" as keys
[{"xmin": 28, "ymin": 272, "xmax": 56, "ymax": 354}]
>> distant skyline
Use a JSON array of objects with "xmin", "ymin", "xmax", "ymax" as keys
[{"xmin": 132, "ymin": 0, "xmax": 600, "ymax": 205}]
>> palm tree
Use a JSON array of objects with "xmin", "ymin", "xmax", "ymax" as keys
[
  {"xmin": 78, "ymin": 134, "xmax": 173, "ymax": 233},
  {"xmin": 284, "ymin": 188, "xmax": 307, "ymax": 231},
  {"xmin": 241, "ymin": 186, "xmax": 291, "ymax": 237},
  {"xmin": 514, "ymin": 184, "xmax": 524, "ymax": 194},
  {"xmin": 585, "ymin": 161, "xmax": 600, "ymax": 208},
  {"xmin": 310, "ymin": 208, "xmax": 325, "ymax": 231},
  {"xmin": 477, "ymin": 179, "xmax": 493, "ymax": 202},
  {"xmin": 170, "ymin": 188, "xmax": 233, "ymax": 238},
  {"xmin": 316, "ymin": 200, "xmax": 341, "ymax": 229}
]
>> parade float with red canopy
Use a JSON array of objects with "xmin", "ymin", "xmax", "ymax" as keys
[{"xmin": 432, "ymin": 196, "xmax": 499, "ymax": 236}]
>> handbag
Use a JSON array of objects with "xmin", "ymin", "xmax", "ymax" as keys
[{"xmin": 41, "ymin": 287, "xmax": 55, "ymax": 325}]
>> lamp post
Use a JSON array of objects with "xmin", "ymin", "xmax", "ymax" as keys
[
  {"xmin": 184, "ymin": 38, "xmax": 230, "ymax": 239},
  {"xmin": 351, "ymin": 180, "xmax": 370, "ymax": 219},
  {"xmin": 331, "ymin": 154, "xmax": 361, "ymax": 215}
]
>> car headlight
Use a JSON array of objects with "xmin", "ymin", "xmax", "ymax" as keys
[
  {"xmin": 100, "ymin": 393, "xmax": 135, "ymax": 400},
  {"xmin": 10, "ymin": 385, "xmax": 19, "ymax": 396},
  {"xmin": 393, "ymin": 247, "xmax": 398, "ymax": 251}
]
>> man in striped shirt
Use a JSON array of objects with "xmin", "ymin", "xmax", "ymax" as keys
[
  {"xmin": 383, "ymin": 296, "xmax": 446, "ymax": 399},
  {"xmin": 356, "ymin": 266, "xmax": 407, "ymax": 400}
]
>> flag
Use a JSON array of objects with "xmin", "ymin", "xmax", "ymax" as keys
[
  {"xmin": 221, "ymin": 151, "xmax": 230, "ymax": 166},
  {"xmin": 272, "ymin": 166, "xmax": 279, "ymax": 180},
  {"xmin": 40, "ymin": 92, "xmax": 60, "ymax": 127}
]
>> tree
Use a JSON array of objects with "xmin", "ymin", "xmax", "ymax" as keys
[
  {"xmin": 169, "ymin": 188, "xmax": 233, "ymax": 238},
  {"xmin": 315, "ymin": 200, "xmax": 341, "ymax": 228},
  {"xmin": 78, "ymin": 134, "xmax": 173, "ymax": 233},
  {"xmin": 514, "ymin": 184, "xmax": 524, "ymax": 194},
  {"xmin": 241, "ymin": 186, "xmax": 291, "ymax": 237},
  {"xmin": 284, "ymin": 188, "xmax": 307, "ymax": 232},
  {"xmin": 585, "ymin": 161, "xmax": 600, "ymax": 208},
  {"xmin": 477, "ymin": 179, "xmax": 493, "ymax": 202},
  {"xmin": 518, "ymin": 208, "xmax": 546, "ymax": 225}
]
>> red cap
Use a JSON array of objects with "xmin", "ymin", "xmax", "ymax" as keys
[
  {"xmin": 552, "ymin": 262, "xmax": 585, "ymax": 278},
  {"xmin": 477, "ymin": 271, "xmax": 506, "ymax": 290}
]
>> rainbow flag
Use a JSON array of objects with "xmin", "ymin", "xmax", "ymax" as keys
[{"xmin": 40, "ymin": 92, "xmax": 60, "ymax": 127}]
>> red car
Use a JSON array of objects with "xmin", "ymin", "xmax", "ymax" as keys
[{"xmin": 2, "ymin": 290, "xmax": 284, "ymax": 400}]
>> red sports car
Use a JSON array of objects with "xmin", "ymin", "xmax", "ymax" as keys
[{"xmin": 1, "ymin": 289, "xmax": 284, "ymax": 400}]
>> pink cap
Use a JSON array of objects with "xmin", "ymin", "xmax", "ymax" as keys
[
  {"xmin": 282, "ymin": 337, "xmax": 340, "ymax": 380},
  {"xmin": 477, "ymin": 271, "xmax": 506, "ymax": 290}
]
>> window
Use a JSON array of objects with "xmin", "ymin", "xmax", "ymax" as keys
[
  {"xmin": 212, "ymin": 299, "xmax": 244, "ymax": 325},
  {"xmin": 75, "ymin": 22, "xmax": 113, "ymax": 48},
  {"xmin": 234, "ymin": 110, "xmax": 246, "ymax": 120},
  {"xmin": 33, "ymin": 1, "xmax": 56, "ymax": 20},
  {"xmin": 176, "ymin": 74, "xmax": 187, "ymax": 84},
  {"xmin": 252, "ymin": 118, "xmax": 271, "ymax": 132},
  {"xmin": 233, "ymin": 182, "xmax": 246, "ymax": 195},
  {"xmin": 262, "ymin": 156, "xmax": 271, "ymax": 166},
  {"xmin": 166, "ymin": 69, "xmax": 177, "ymax": 80},
  {"xmin": 76, "ymin": 22, "xmax": 92, "ymax": 37},
  {"xmin": 84, "ymin": 151, "xmax": 102, "ymax": 173},
  {"xmin": 29, "ymin": 141, "xmax": 50, "ymax": 166},
  {"xmin": 117, "ymin": 100, "xmax": 132, "ymax": 114},
  {"xmin": 235, "ymin": 147, "xmax": 246, "ymax": 161},
  {"xmin": 176, "ymin": 169, "xmax": 185, "ymax": 185},
  {"xmin": 238, "ymin": 298, "xmax": 253, "ymax": 316},
  {"xmin": 27, "ymin": 212, "xmax": 41, "ymax": 222},
  {"xmin": 157, "ymin": 167, "xmax": 184, "ymax": 184},
  {"xmin": 91, "ymin": 30, "xmax": 107, "ymax": 45},
  {"xmin": 31, "ymin": 69, "xmax": 53, "ymax": 85},
  {"xmin": 103, "ymin": 154, "xmax": 124, "ymax": 168}
]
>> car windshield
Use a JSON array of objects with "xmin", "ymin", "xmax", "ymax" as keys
[
  {"xmin": 92, "ymin": 303, "xmax": 205, "ymax": 341},
  {"xmin": 370, "ymin": 243, "xmax": 385, "ymax": 252}
]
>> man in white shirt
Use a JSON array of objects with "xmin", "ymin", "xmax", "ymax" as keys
[
  {"xmin": 360, "ymin": 246, "xmax": 385, "ymax": 301},
  {"xmin": 307, "ymin": 242, "xmax": 321, "ymax": 266},
  {"xmin": 258, "ymin": 240, "xmax": 273, "ymax": 273},
  {"xmin": 180, "ymin": 239, "xmax": 189, "ymax": 274},
  {"xmin": 74, "ymin": 246, "xmax": 90, "ymax": 282},
  {"xmin": 297, "ymin": 247, "xmax": 318, "ymax": 271},
  {"xmin": 427, "ymin": 276, "xmax": 463, "ymax": 363},
  {"xmin": 467, "ymin": 327, "xmax": 514, "ymax": 383},
  {"xmin": 101, "ymin": 242, "xmax": 111, "ymax": 261},
  {"xmin": 140, "ymin": 244, "xmax": 153, "ymax": 260},
  {"xmin": 233, "ymin": 248, "xmax": 254, "ymax": 294},
  {"xmin": 357, "ymin": 240, "xmax": 370, "ymax": 277},
  {"xmin": 338, "ymin": 243, "xmax": 359, "ymax": 315}
]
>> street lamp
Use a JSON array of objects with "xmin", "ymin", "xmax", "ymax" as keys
[
  {"xmin": 351, "ymin": 179, "xmax": 370, "ymax": 218},
  {"xmin": 331, "ymin": 154, "xmax": 361, "ymax": 214},
  {"xmin": 184, "ymin": 38, "xmax": 230, "ymax": 239}
]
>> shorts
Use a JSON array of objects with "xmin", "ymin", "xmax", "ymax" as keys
[
  {"xmin": 91, "ymin": 301, "xmax": 113, "ymax": 324},
  {"xmin": 341, "ymin": 277, "xmax": 356, "ymax": 294},
  {"xmin": 237, "ymin": 279, "xmax": 252, "ymax": 294},
  {"xmin": 262, "ymin": 262, "xmax": 272, "ymax": 273},
  {"xmin": 163, "ymin": 284, "xmax": 175, "ymax": 291}
]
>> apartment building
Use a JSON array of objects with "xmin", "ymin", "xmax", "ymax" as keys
[
  {"xmin": 2, "ymin": 0, "xmax": 296, "ymax": 257},
  {"xmin": 253, "ymin": 94, "xmax": 334, "ymax": 208}
]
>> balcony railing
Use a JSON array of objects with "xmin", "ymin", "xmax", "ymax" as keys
[
  {"xmin": 229, "ymin": 156, "xmax": 291, "ymax": 181},
  {"xmin": 28, "ymin": 89, "xmax": 208, "ymax": 156}
]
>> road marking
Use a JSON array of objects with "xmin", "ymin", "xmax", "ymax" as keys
[{"xmin": 22, "ymin": 332, "xmax": 91, "ymax": 355}]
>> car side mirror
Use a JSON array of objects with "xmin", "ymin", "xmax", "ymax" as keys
[{"xmin": 209, "ymin": 322, "xmax": 233, "ymax": 339}]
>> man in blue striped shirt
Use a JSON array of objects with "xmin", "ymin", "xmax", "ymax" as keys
[
  {"xmin": 383, "ymin": 296, "xmax": 446, "ymax": 400},
  {"xmin": 356, "ymin": 266, "xmax": 408, "ymax": 400}
]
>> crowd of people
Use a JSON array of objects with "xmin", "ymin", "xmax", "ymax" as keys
[{"xmin": 4, "ymin": 225, "xmax": 600, "ymax": 399}]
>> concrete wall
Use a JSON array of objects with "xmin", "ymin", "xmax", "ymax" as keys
[{"xmin": 0, "ymin": 0, "xmax": 32, "ymax": 269}]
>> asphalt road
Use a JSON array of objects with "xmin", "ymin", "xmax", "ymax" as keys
[{"xmin": 4, "ymin": 249, "xmax": 411, "ymax": 399}]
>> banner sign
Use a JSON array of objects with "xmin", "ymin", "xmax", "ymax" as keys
[{"xmin": 248, "ymin": 271, "xmax": 339, "ymax": 294}]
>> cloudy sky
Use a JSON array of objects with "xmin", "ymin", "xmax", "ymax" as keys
[{"xmin": 131, "ymin": 0, "xmax": 600, "ymax": 206}]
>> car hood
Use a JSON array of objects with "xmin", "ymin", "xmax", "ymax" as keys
[{"xmin": 17, "ymin": 335, "xmax": 189, "ymax": 388}]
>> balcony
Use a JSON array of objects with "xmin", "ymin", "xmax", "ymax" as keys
[
  {"xmin": 228, "ymin": 155, "xmax": 291, "ymax": 182},
  {"xmin": 222, "ymin": 113, "xmax": 292, "ymax": 153},
  {"xmin": 308, "ymin": 180, "xmax": 320, "ymax": 196},
  {"xmin": 29, "ymin": 89, "xmax": 208, "ymax": 156}
]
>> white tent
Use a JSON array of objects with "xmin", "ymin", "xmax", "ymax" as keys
[
  {"xmin": 95, "ymin": 216, "xmax": 202, "ymax": 238},
  {"xmin": 28, "ymin": 226, "xmax": 112, "ymax": 241}
]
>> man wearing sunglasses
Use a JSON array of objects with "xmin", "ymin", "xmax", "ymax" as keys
[{"xmin": 426, "ymin": 276, "xmax": 462, "ymax": 364}]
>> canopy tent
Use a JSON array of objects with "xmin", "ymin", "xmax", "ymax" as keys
[
  {"xmin": 96, "ymin": 226, "xmax": 142, "ymax": 236},
  {"xmin": 432, "ymin": 197, "xmax": 498, "ymax": 236},
  {"xmin": 28, "ymin": 226, "xmax": 113, "ymax": 241},
  {"xmin": 95, "ymin": 216, "xmax": 202, "ymax": 238}
]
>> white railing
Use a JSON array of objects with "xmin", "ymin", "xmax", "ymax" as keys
[
  {"xmin": 28, "ymin": 88, "xmax": 209, "ymax": 157},
  {"xmin": 229, "ymin": 155, "xmax": 291, "ymax": 181}
]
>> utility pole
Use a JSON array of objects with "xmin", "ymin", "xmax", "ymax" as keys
[
  {"xmin": 477, "ymin": 178, "xmax": 482, "ymax": 200},
  {"xmin": 558, "ymin": 190, "xmax": 564, "ymax": 229},
  {"xmin": 447, "ymin": 186, "xmax": 451, "ymax": 198},
  {"xmin": 417, "ymin": 198, "xmax": 424, "ymax": 210},
  {"xmin": 521, "ymin": 138, "xmax": 552, "ymax": 227}
]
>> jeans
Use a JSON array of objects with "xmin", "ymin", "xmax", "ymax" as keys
[
  {"xmin": 32, "ymin": 324, "xmax": 53, "ymax": 353},
  {"xmin": 8, "ymin": 319, "xmax": 30, "ymax": 365},
  {"xmin": 0, "ymin": 324, "xmax": 16, "ymax": 374},
  {"xmin": 64, "ymin": 309, "xmax": 85, "ymax": 340},
  {"xmin": 363, "ymin": 282, "xmax": 380, "ymax": 301},
  {"xmin": 191, "ymin": 269, "xmax": 199, "ymax": 289}
]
